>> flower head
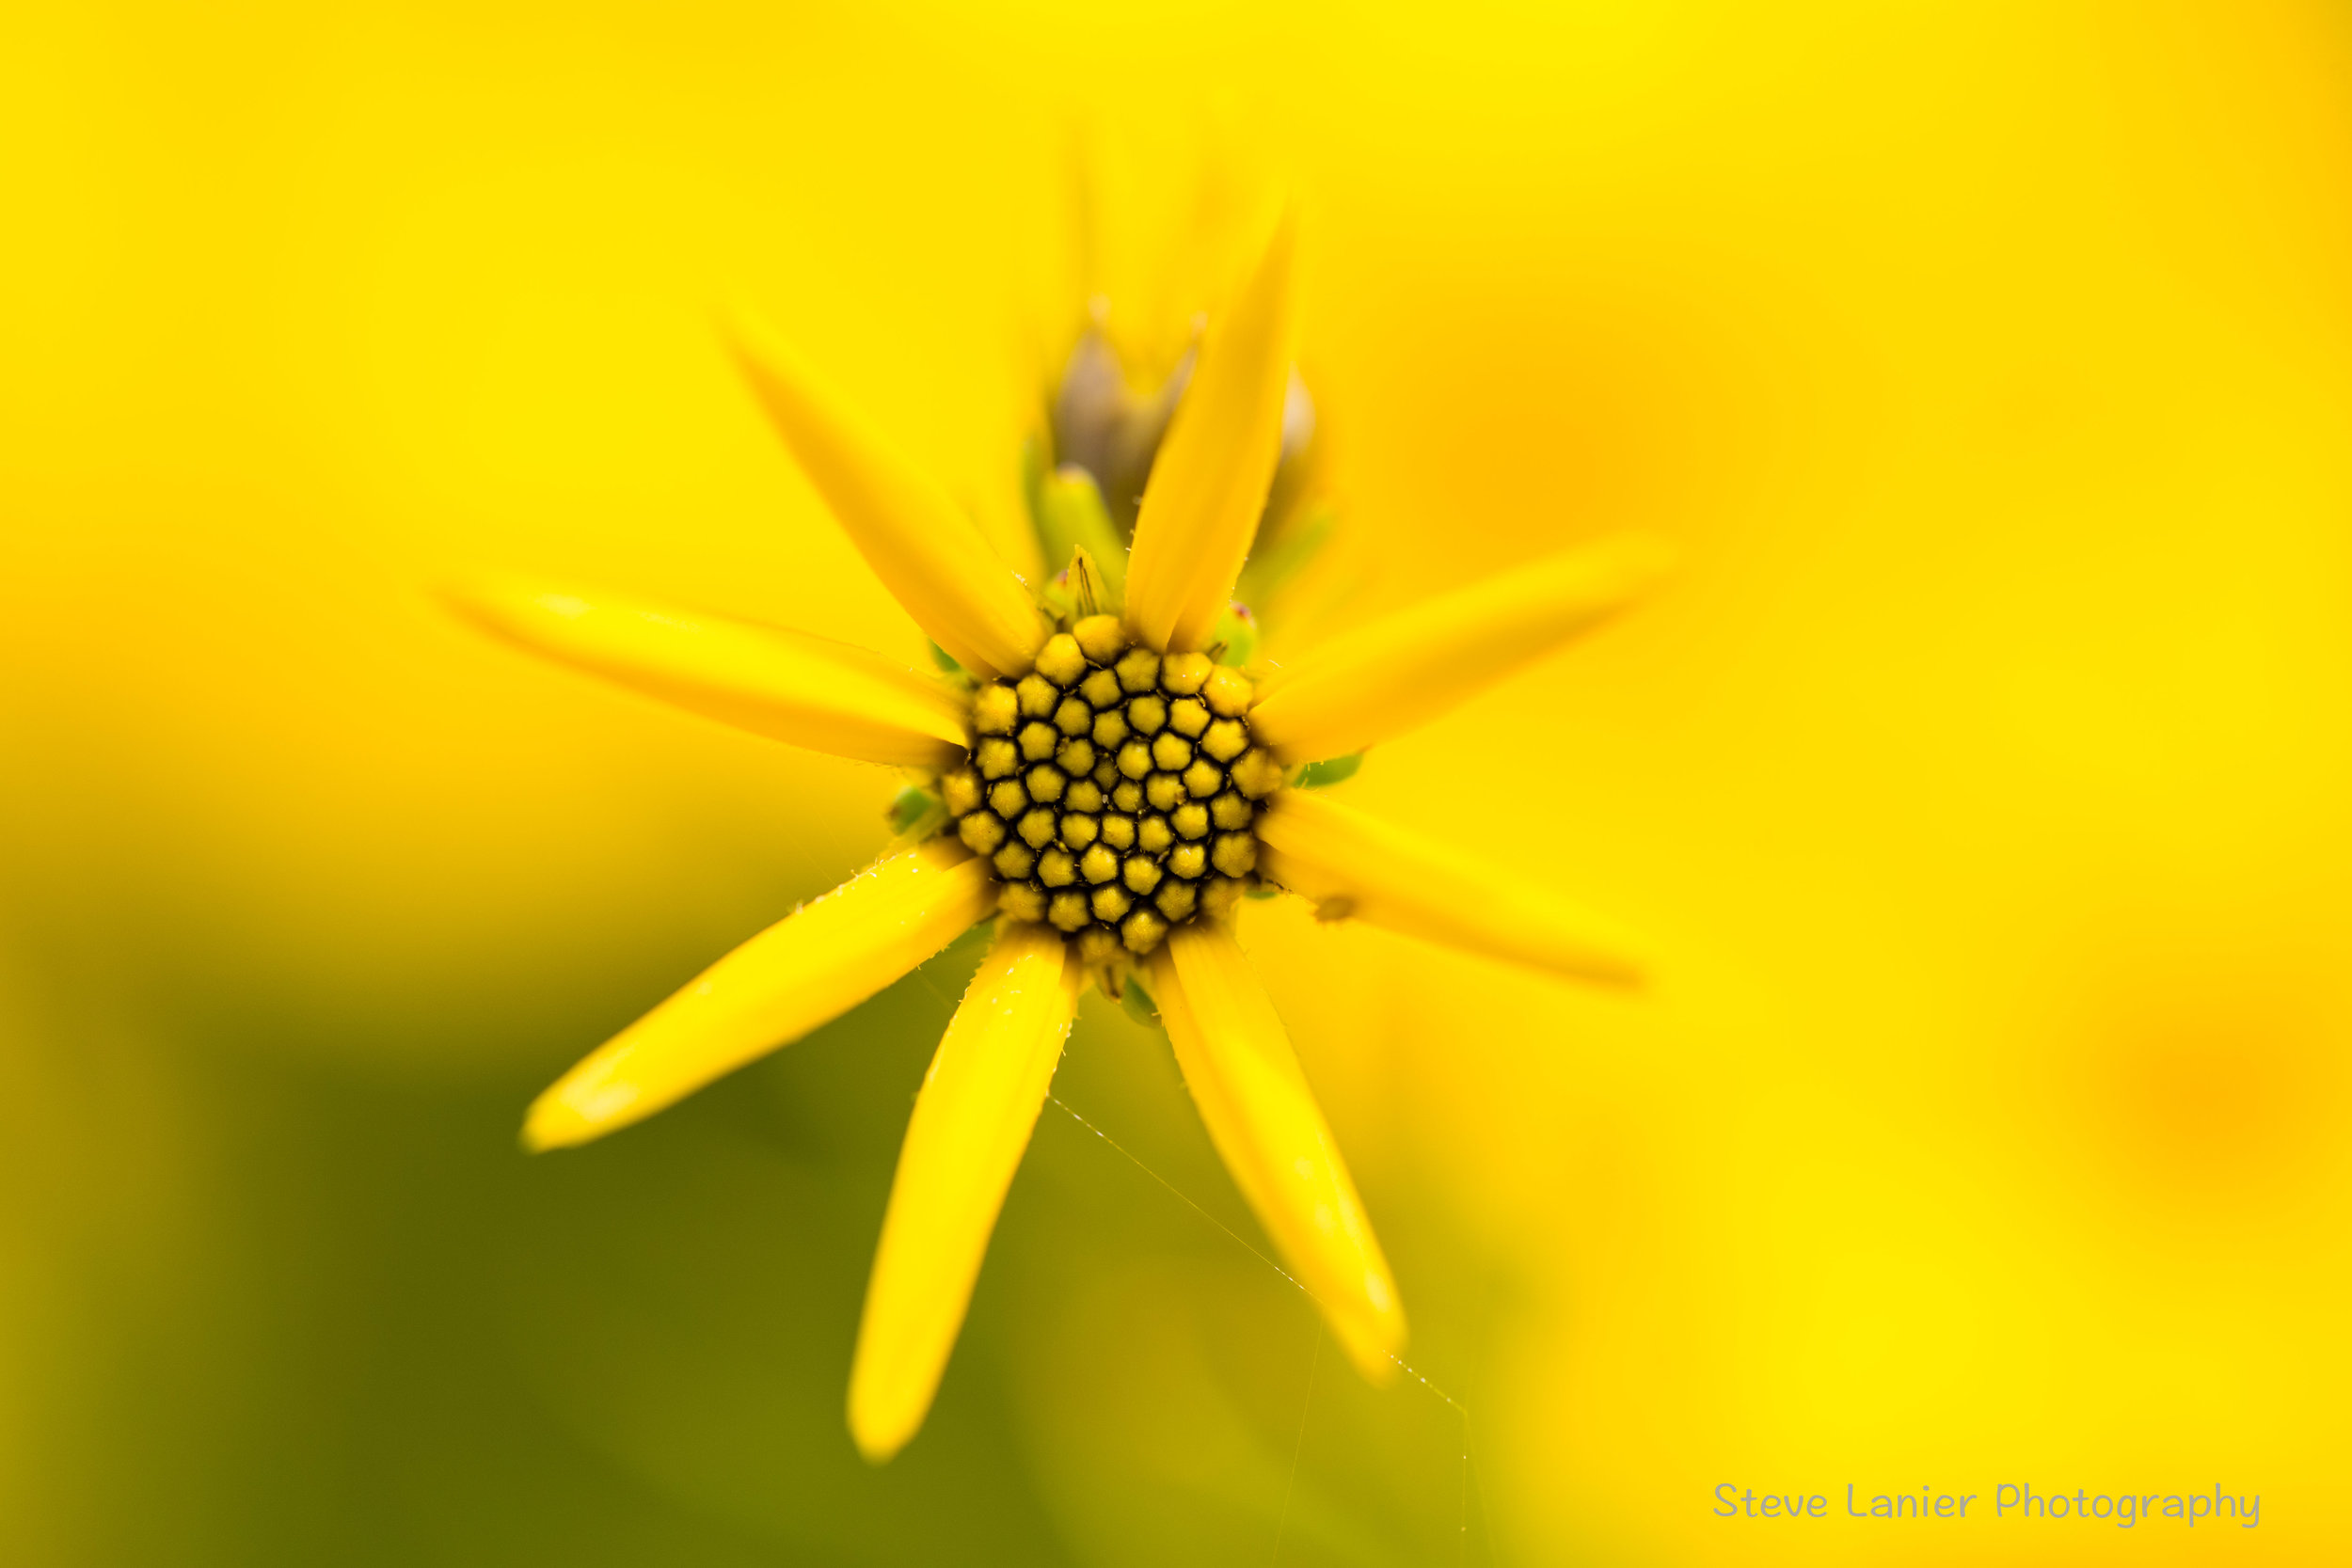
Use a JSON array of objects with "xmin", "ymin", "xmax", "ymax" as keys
[{"xmin": 453, "ymin": 211, "xmax": 1667, "ymax": 1463}]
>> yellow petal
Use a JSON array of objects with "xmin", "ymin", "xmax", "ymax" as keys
[
  {"xmin": 1248, "ymin": 533, "xmax": 1674, "ymax": 763},
  {"xmin": 1257, "ymin": 789, "xmax": 1645, "ymax": 986},
  {"xmin": 1149, "ymin": 922, "xmax": 1404, "ymax": 1380},
  {"xmin": 1122, "ymin": 211, "xmax": 1297, "ymax": 654},
  {"xmin": 724, "ymin": 310, "xmax": 1044, "ymax": 679},
  {"xmin": 449, "ymin": 578, "xmax": 967, "ymax": 768},
  {"xmin": 848, "ymin": 922, "xmax": 1076, "ymax": 1463},
  {"xmin": 523, "ymin": 841, "xmax": 992, "ymax": 1150}
]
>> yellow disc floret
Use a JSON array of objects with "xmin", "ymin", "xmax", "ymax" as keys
[{"xmin": 940, "ymin": 612, "xmax": 1275, "ymax": 977}]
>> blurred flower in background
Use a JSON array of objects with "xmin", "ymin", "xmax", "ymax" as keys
[{"xmin": 4, "ymin": 2, "xmax": 2348, "ymax": 1565}]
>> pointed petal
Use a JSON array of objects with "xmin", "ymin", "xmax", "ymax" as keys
[
  {"xmin": 450, "ymin": 578, "xmax": 968, "ymax": 768},
  {"xmin": 524, "ymin": 842, "xmax": 992, "ymax": 1150},
  {"xmin": 1150, "ymin": 922, "xmax": 1404, "ymax": 1380},
  {"xmin": 725, "ymin": 311, "xmax": 1044, "ymax": 678},
  {"xmin": 1249, "ymin": 533, "xmax": 1674, "ymax": 763},
  {"xmin": 1123, "ymin": 212, "xmax": 1298, "ymax": 653},
  {"xmin": 849, "ymin": 922, "xmax": 1075, "ymax": 1463},
  {"xmin": 1258, "ymin": 789, "xmax": 1645, "ymax": 986}
]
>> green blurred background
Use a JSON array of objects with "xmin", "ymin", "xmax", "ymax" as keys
[{"xmin": 5, "ymin": 1, "xmax": 2349, "ymax": 1562}]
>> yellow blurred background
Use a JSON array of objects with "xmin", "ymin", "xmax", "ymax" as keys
[{"xmin": 4, "ymin": 0, "xmax": 2347, "ymax": 1562}]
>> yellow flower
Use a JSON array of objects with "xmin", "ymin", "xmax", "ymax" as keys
[{"xmin": 453, "ymin": 212, "xmax": 1668, "ymax": 1464}]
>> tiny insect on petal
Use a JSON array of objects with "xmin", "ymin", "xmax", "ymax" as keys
[{"xmin": 1257, "ymin": 789, "xmax": 1645, "ymax": 985}]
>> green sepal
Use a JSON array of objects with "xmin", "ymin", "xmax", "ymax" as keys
[
  {"xmin": 1235, "ymin": 499, "xmax": 1337, "ymax": 609},
  {"xmin": 1243, "ymin": 885, "xmax": 1280, "ymax": 902},
  {"xmin": 1205, "ymin": 603, "xmax": 1259, "ymax": 670},
  {"xmin": 1032, "ymin": 462, "xmax": 1126, "ymax": 608},
  {"xmin": 927, "ymin": 641, "xmax": 962, "ymax": 674},
  {"xmin": 1120, "ymin": 976, "xmax": 1160, "ymax": 1028},
  {"xmin": 1292, "ymin": 752, "xmax": 1363, "ymax": 789},
  {"xmin": 886, "ymin": 784, "xmax": 945, "ymax": 837},
  {"xmin": 1040, "ymin": 543, "xmax": 1116, "ymax": 626},
  {"xmin": 1021, "ymin": 434, "xmax": 1050, "ymax": 540}
]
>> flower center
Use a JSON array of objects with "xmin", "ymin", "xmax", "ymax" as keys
[{"xmin": 941, "ymin": 613, "xmax": 1284, "ymax": 970}]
